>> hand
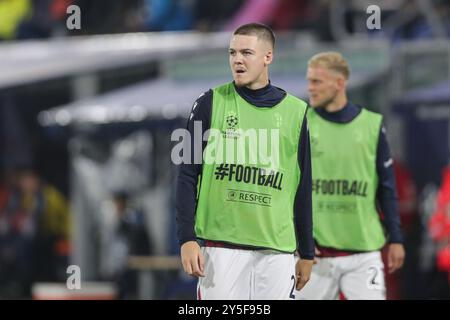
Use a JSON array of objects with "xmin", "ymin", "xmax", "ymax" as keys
[
  {"xmin": 180, "ymin": 241, "xmax": 205, "ymax": 277},
  {"xmin": 295, "ymin": 258, "xmax": 313, "ymax": 291},
  {"xmin": 387, "ymin": 243, "xmax": 405, "ymax": 274},
  {"xmin": 314, "ymin": 247, "xmax": 321, "ymax": 264}
]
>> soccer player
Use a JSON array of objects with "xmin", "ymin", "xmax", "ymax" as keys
[
  {"xmin": 175, "ymin": 23, "xmax": 314, "ymax": 300},
  {"xmin": 296, "ymin": 52, "xmax": 405, "ymax": 300}
]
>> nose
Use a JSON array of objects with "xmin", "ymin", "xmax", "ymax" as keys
[{"xmin": 233, "ymin": 52, "xmax": 243, "ymax": 65}]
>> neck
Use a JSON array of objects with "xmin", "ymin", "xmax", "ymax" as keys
[
  {"xmin": 245, "ymin": 70, "xmax": 269, "ymax": 90},
  {"xmin": 323, "ymin": 93, "xmax": 348, "ymax": 112},
  {"xmin": 244, "ymin": 81, "xmax": 270, "ymax": 91},
  {"xmin": 246, "ymin": 82, "xmax": 268, "ymax": 90}
]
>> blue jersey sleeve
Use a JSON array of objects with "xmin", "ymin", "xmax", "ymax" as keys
[
  {"xmin": 175, "ymin": 90, "xmax": 212, "ymax": 245},
  {"xmin": 294, "ymin": 114, "xmax": 315, "ymax": 259},
  {"xmin": 376, "ymin": 124, "xmax": 404, "ymax": 244}
]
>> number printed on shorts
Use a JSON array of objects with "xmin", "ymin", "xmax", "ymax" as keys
[
  {"xmin": 366, "ymin": 265, "xmax": 382, "ymax": 290},
  {"xmin": 289, "ymin": 275, "xmax": 295, "ymax": 299}
]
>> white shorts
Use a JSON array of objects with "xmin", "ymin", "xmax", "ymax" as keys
[
  {"xmin": 197, "ymin": 247, "xmax": 296, "ymax": 300},
  {"xmin": 296, "ymin": 251, "xmax": 386, "ymax": 300}
]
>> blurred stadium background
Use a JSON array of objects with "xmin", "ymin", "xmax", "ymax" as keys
[{"xmin": 0, "ymin": 0, "xmax": 449, "ymax": 300}]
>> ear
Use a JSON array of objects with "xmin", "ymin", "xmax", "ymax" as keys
[
  {"xmin": 264, "ymin": 50, "xmax": 273, "ymax": 66},
  {"xmin": 336, "ymin": 76, "xmax": 346, "ymax": 90}
]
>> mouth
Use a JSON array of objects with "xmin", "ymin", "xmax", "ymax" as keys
[{"xmin": 235, "ymin": 69, "xmax": 246, "ymax": 75}]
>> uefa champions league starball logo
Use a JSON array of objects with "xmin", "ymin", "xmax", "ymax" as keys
[
  {"xmin": 223, "ymin": 111, "xmax": 240, "ymax": 138},
  {"xmin": 226, "ymin": 112, "xmax": 239, "ymax": 130}
]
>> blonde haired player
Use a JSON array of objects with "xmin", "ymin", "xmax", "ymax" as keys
[{"xmin": 296, "ymin": 52, "xmax": 405, "ymax": 300}]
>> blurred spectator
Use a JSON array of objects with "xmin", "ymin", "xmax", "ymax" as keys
[
  {"xmin": 12, "ymin": 0, "xmax": 85, "ymax": 40},
  {"xmin": 429, "ymin": 166, "xmax": 450, "ymax": 289},
  {"xmin": 223, "ymin": 0, "xmax": 315, "ymax": 32},
  {"xmin": 50, "ymin": 0, "xmax": 73, "ymax": 20},
  {"xmin": 0, "ymin": 173, "xmax": 11, "ymax": 221},
  {"xmin": 194, "ymin": 0, "xmax": 243, "ymax": 32},
  {"xmin": 382, "ymin": 161, "xmax": 418, "ymax": 299},
  {"xmin": 0, "ymin": 181, "xmax": 8, "ymax": 210},
  {"xmin": 392, "ymin": 0, "xmax": 450, "ymax": 42},
  {"xmin": 303, "ymin": 0, "xmax": 334, "ymax": 41},
  {"xmin": 223, "ymin": 0, "xmax": 277, "ymax": 31},
  {"xmin": 101, "ymin": 191, "xmax": 152, "ymax": 299},
  {"xmin": 0, "ymin": 0, "xmax": 31, "ymax": 40},
  {"xmin": 16, "ymin": 0, "xmax": 146, "ymax": 38},
  {"xmin": 17, "ymin": 0, "xmax": 61, "ymax": 39},
  {"xmin": 394, "ymin": 162, "xmax": 419, "ymax": 236},
  {"xmin": 70, "ymin": 0, "xmax": 142, "ymax": 35},
  {"xmin": 270, "ymin": 0, "xmax": 313, "ymax": 31},
  {"xmin": 142, "ymin": 0, "xmax": 194, "ymax": 32},
  {"xmin": 0, "ymin": 167, "xmax": 70, "ymax": 299}
]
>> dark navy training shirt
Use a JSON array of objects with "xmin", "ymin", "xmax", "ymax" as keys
[
  {"xmin": 175, "ymin": 82, "xmax": 315, "ymax": 260},
  {"xmin": 314, "ymin": 103, "xmax": 403, "ymax": 244}
]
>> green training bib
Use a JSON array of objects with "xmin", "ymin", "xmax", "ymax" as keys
[
  {"xmin": 195, "ymin": 82, "xmax": 308, "ymax": 252},
  {"xmin": 307, "ymin": 108, "xmax": 386, "ymax": 251}
]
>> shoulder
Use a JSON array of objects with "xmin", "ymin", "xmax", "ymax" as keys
[
  {"xmin": 358, "ymin": 108, "xmax": 385, "ymax": 140},
  {"xmin": 193, "ymin": 89, "xmax": 213, "ymax": 106},
  {"xmin": 284, "ymin": 94, "xmax": 309, "ymax": 114},
  {"xmin": 211, "ymin": 82, "xmax": 234, "ymax": 96},
  {"xmin": 190, "ymin": 89, "xmax": 213, "ymax": 119},
  {"xmin": 306, "ymin": 106, "xmax": 318, "ymax": 119},
  {"xmin": 350, "ymin": 105, "xmax": 383, "ymax": 129},
  {"xmin": 287, "ymin": 94, "xmax": 308, "ymax": 105},
  {"xmin": 360, "ymin": 107, "xmax": 383, "ymax": 122},
  {"xmin": 271, "ymin": 85, "xmax": 288, "ymax": 98}
]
